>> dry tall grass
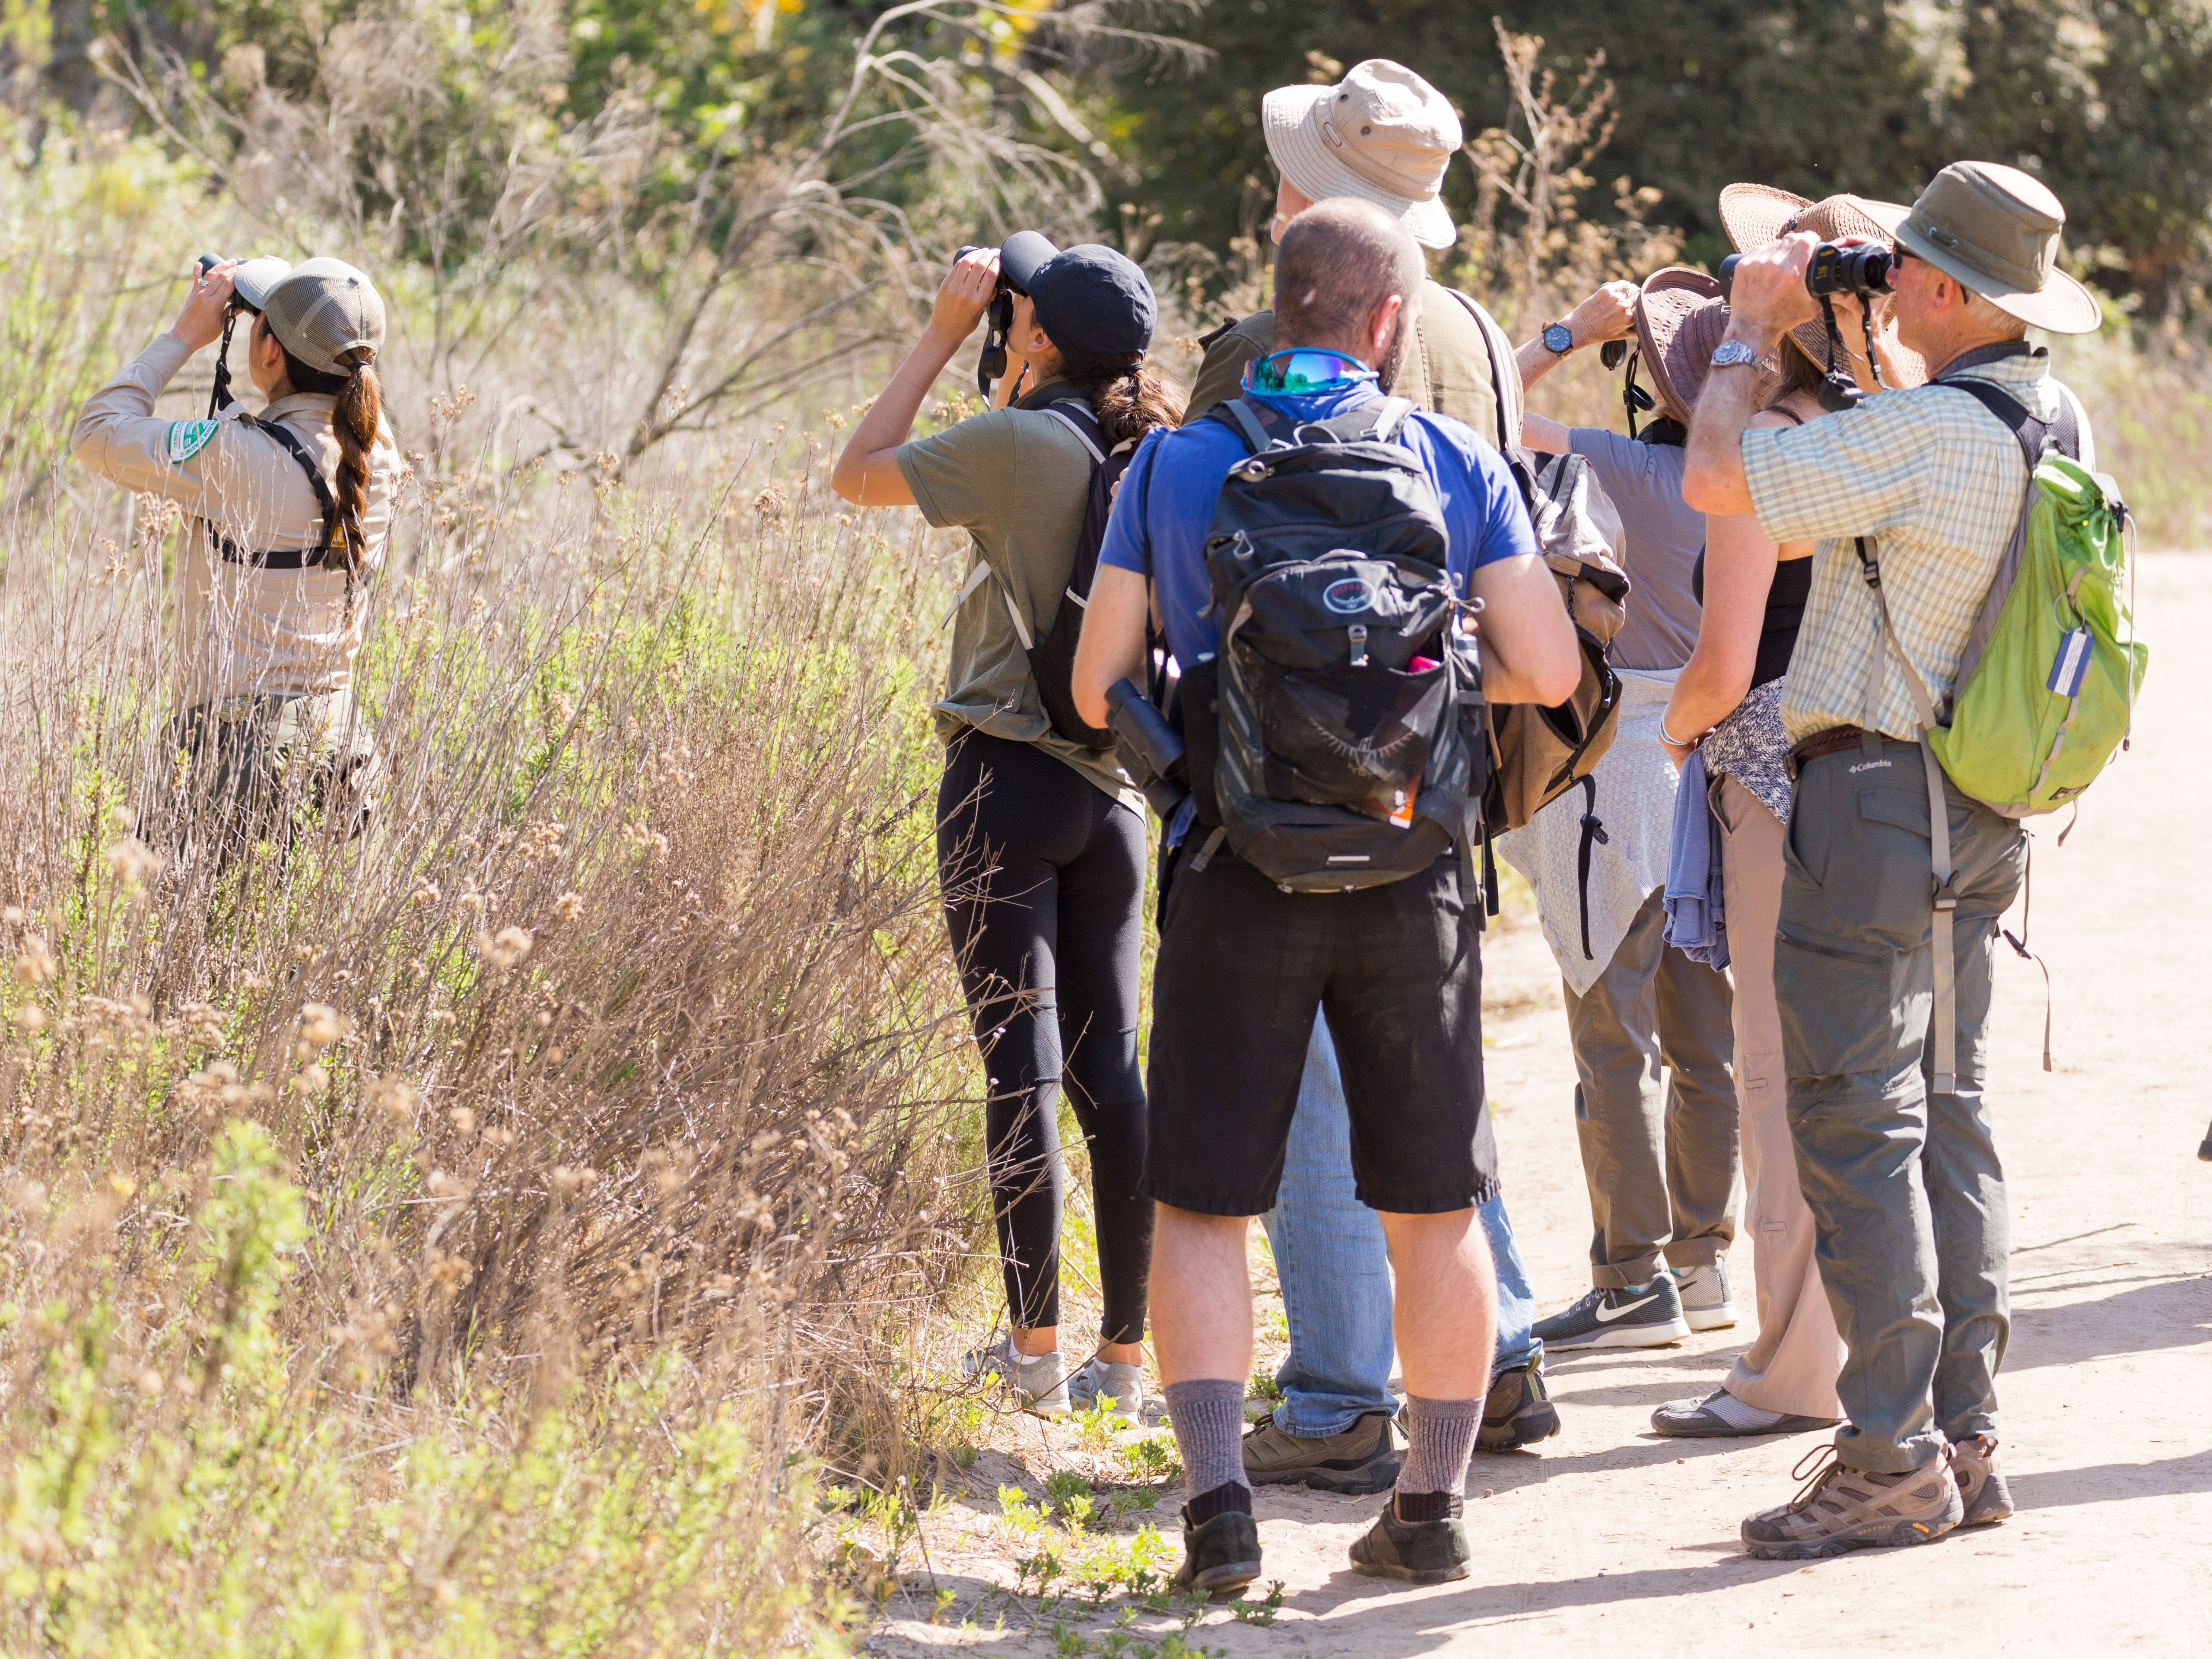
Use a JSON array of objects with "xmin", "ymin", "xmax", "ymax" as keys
[{"xmin": 0, "ymin": 113, "xmax": 1027, "ymax": 1651}]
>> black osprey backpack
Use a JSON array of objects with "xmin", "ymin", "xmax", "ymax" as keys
[{"xmin": 1183, "ymin": 395, "xmax": 1485, "ymax": 892}]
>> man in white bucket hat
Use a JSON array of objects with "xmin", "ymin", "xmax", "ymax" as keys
[
  {"xmin": 1185, "ymin": 60, "xmax": 1520, "ymax": 441},
  {"xmin": 1683, "ymin": 161, "xmax": 2100, "ymax": 1558}
]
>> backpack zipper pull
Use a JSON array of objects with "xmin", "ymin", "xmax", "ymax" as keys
[{"xmin": 1348, "ymin": 623, "xmax": 1369, "ymax": 667}]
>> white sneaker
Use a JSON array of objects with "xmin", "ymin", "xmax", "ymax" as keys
[
  {"xmin": 1674, "ymin": 1262, "xmax": 1738, "ymax": 1332},
  {"xmin": 962, "ymin": 1334, "xmax": 1070, "ymax": 1417}
]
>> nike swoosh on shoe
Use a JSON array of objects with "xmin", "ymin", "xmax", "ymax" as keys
[{"xmin": 1593, "ymin": 1294, "xmax": 1659, "ymax": 1322}]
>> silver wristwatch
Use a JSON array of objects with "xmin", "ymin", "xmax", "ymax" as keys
[{"xmin": 1710, "ymin": 339, "xmax": 1763, "ymax": 370}]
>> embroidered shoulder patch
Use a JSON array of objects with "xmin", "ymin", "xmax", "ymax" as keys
[{"xmin": 166, "ymin": 420, "xmax": 219, "ymax": 465}]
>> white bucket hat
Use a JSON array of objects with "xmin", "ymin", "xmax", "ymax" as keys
[{"xmin": 1262, "ymin": 60, "xmax": 1461, "ymax": 250}]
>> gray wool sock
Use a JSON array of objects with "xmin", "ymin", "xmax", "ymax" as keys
[
  {"xmin": 1397, "ymin": 1394, "xmax": 1484, "ymax": 1500},
  {"xmin": 1163, "ymin": 1379, "xmax": 1250, "ymax": 1506}
]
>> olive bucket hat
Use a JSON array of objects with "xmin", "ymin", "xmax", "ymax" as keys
[
  {"xmin": 262, "ymin": 256, "xmax": 388, "ymax": 374},
  {"xmin": 1858, "ymin": 161, "xmax": 2102, "ymax": 334}
]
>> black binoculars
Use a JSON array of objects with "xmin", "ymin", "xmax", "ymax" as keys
[
  {"xmin": 952, "ymin": 245, "xmax": 1020, "ymax": 397},
  {"xmin": 1104, "ymin": 677, "xmax": 1188, "ymax": 820},
  {"xmin": 1717, "ymin": 242, "xmax": 1897, "ymax": 302}
]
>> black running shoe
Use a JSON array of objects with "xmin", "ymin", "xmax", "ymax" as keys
[
  {"xmin": 1531, "ymin": 1274, "xmax": 1691, "ymax": 1351},
  {"xmin": 1348, "ymin": 1500, "xmax": 1473, "ymax": 1585},
  {"xmin": 1478, "ymin": 1358, "xmax": 1562, "ymax": 1450},
  {"xmin": 1172, "ymin": 1506, "xmax": 1262, "ymax": 1599}
]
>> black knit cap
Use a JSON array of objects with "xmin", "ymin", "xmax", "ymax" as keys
[{"xmin": 998, "ymin": 233, "xmax": 1157, "ymax": 380}]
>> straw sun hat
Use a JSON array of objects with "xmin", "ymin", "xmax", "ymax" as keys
[
  {"xmin": 1630, "ymin": 268, "xmax": 1727, "ymax": 424},
  {"xmin": 1718, "ymin": 185, "xmax": 1926, "ymax": 381}
]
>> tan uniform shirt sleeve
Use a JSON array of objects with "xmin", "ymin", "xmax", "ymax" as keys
[{"xmin": 70, "ymin": 332, "xmax": 253, "ymax": 519}]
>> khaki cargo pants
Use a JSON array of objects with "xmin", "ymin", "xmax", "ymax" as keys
[
  {"xmin": 1776, "ymin": 739, "xmax": 2025, "ymax": 1474},
  {"xmin": 156, "ymin": 688, "xmax": 382, "ymax": 861}
]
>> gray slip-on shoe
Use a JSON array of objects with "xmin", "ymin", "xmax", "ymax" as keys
[{"xmin": 1652, "ymin": 1387, "xmax": 1838, "ymax": 1439}]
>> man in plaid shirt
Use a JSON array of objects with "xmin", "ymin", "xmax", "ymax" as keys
[{"xmin": 1683, "ymin": 162, "xmax": 2103, "ymax": 1559}]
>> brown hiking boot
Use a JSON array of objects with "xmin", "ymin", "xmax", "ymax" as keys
[
  {"xmin": 1950, "ymin": 1434, "xmax": 2015, "ymax": 1526},
  {"xmin": 1240, "ymin": 1408, "xmax": 1400, "ymax": 1495},
  {"xmin": 1741, "ymin": 1446, "xmax": 1964, "ymax": 1560}
]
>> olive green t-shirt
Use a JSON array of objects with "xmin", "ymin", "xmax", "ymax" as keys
[
  {"xmin": 1183, "ymin": 278, "xmax": 1523, "ymax": 447},
  {"xmin": 896, "ymin": 400, "xmax": 1142, "ymax": 811}
]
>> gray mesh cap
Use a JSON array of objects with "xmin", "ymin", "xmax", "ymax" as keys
[{"xmin": 262, "ymin": 256, "xmax": 387, "ymax": 373}]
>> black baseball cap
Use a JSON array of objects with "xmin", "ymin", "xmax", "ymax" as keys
[{"xmin": 996, "ymin": 233, "xmax": 1157, "ymax": 381}]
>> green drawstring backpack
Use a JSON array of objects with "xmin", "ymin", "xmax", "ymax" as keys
[
  {"xmin": 1929, "ymin": 409, "xmax": 2146, "ymax": 810},
  {"xmin": 1853, "ymin": 364, "xmax": 2147, "ymax": 1093}
]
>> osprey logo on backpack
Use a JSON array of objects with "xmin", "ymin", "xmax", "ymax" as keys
[{"xmin": 1322, "ymin": 576, "xmax": 1378, "ymax": 615}]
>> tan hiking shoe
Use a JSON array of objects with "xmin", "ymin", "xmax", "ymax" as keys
[
  {"xmin": 1240, "ymin": 1408, "xmax": 1400, "ymax": 1495},
  {"xmin": 1950, "ymin": 1434, "xmax": 2015, "ymax": 1526},
  {"xmin": 1741, "ymin": 1446, "xmax": 1964, "ymax": 1560}
]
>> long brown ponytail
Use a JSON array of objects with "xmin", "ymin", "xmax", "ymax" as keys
[
  {"xmin": 277, "ymin": 341, "xmax": 381, "ymax": 582},
  {"xmin": 1087, "ymin": 350, "xmax": 1182, "ymax": 450}
]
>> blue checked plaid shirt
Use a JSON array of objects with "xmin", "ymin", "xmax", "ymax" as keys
[{"xmin": 1742, "ymin": 348, "xmax": 2096, "ymax": 747}]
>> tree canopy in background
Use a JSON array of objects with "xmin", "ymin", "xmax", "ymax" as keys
[
  {"xmin": 1099, "ymin": 0, "xmax": 2212, "ymax": 320},
  {"xmin": 6, "ymin": 0, "xmax": 2210, "ymax": 322}
]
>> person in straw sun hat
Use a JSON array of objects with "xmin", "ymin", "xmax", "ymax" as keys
[
  {"xmin": 1180, "ymin": 57, "xmax": 1565, "ymax": 1503},
  {"xmin": 1682, "ymin": 161, "xmax": 2100, "ymax": 1558},
  {"xmin": 1511, "ymin": 266, "xmax": 1742, "ymax": 1367},
  {"xmin": 1716, "ymin": 186, "xmax": 1927, "ymax": 395}
]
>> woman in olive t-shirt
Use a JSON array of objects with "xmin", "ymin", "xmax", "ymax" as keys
[{"xmin": 832, "ymin": 237, "xmax": 1180, "ymax": 1422}]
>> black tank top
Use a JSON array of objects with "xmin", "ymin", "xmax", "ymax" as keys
[{"xmin": 1691, "ymin": 407, "xmax": 1808, "ymax": 688}]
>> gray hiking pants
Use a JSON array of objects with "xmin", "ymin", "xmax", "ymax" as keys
[
  {"xmin": 1563, "ymin": 887, "xmax": 1738, "ymax": 1289},
  {"xmin": 1776, "ymin": 741, "xmax": 2025, "ymax": 1475}
]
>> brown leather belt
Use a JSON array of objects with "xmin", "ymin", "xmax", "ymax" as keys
[{"xmin": 1788, "ymin": 725, "xmax": 1873, "ymax": 767}]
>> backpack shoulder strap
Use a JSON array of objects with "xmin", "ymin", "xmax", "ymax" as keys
[
  {"xmin": 1448, "ymin": 287, "xmax": 1517, "ymax": 453},
  {"xmin": 1214, "ymin": 396, "xmax": 1278, "ymax": 455},
  {"xmin": 1038, "ymin": 398, "xmax": 1106, "ymax": 465}
]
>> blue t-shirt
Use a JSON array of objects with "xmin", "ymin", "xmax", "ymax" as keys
[{"xmin": 1097, "ymin": 383, "xmax": 1537, "ymax": 671}]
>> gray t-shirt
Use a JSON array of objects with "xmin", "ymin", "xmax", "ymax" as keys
[
  {"xmin": 896, "ymin": 401, "xmax": 1140, "ymax": 810},
  {"xmin": 1568, "ymin": 427, "xmax": 1705, "ymax": 672}
]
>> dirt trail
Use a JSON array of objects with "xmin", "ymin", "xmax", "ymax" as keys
[{"xmin": 871, "ymin": 554, "xmax": 2212, "ymax": 1657}]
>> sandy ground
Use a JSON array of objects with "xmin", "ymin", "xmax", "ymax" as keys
[{"xmin": 866, "ymin": 554, "xmax": 2212, "ymax": 1657}]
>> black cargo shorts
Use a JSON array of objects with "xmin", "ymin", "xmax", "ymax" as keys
[{"xmin": 1141, "ymin": 848, "xmax": 1497, "ymax": 1217}]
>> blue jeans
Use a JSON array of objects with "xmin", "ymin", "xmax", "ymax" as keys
[{"xmin": 1260, "ymin": 1015, "xmax": 1541, "ymax": 1437}]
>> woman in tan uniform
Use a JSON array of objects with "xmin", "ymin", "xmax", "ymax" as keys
[
  {"xmin": 72, "ymin": 254, "xmax": 400, "ymax": 854},
  {"xmin": 1653, "ymin": 189, "xmax": 1922, "ymax": 1437}
]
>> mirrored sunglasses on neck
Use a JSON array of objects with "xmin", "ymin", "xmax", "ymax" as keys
[{"xmin": 1243, "ymin": 348, "xmax": 1375, "ymax": 395}]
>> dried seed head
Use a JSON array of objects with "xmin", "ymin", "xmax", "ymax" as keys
[
  {"xmin": 448, "ymin": 1107, "xmax": 476, "ymax": 1135},
  {"xmin": 105, "ymin": 838, "xmax": 163, "ymax": 888},
  {"xmin": 555, "ymin": 891, "xmax": 584, "ymax": 921},
  {"xmin": 484, "ymin": 926, "xmax": 532, "ymax": 969},
  {"xmin": 298, "ymin": 1003, "xmax": 345, "ymax": 1049},
  {"xmin": 290, "ymin": 1063, "xmax": 331, "ymax": 1095},
  {"xmin": 15, "ymin": 935, "xmax": 57, "ymax": 986}
]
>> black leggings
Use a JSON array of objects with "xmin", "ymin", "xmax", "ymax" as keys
[{"xmin": 938, "ymin": 730, "xmax": 1151, "ymax": 1344}]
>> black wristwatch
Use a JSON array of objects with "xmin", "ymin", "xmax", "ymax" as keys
[{"xmin": 1542, "ymin": 321, "xmax": 1575, "ymax": 354}]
